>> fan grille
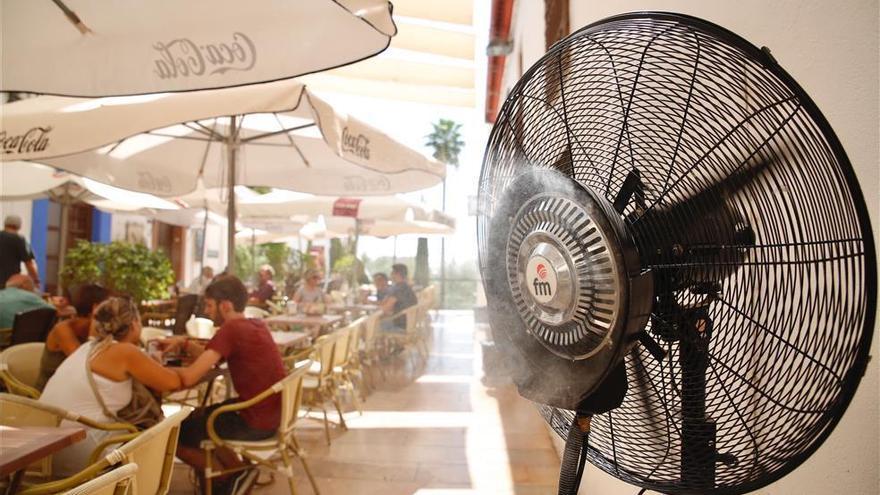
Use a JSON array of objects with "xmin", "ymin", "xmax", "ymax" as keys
[{"xmin": 477, "ymin": 12, "xmax": 875, "ymax": 494}]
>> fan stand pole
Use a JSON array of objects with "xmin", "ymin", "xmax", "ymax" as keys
[{"xmin": 679, "ymin": 314, "xmax": 716, "ymax": 490}]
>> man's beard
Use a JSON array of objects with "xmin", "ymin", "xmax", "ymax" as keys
[{"xmin": 212, "ymin": 312, "xmax": 225, "ymax": 326}]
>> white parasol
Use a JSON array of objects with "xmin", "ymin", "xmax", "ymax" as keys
[{"xmin": 1, "ymin": 0, "xmax": 396, "ymax": 97}]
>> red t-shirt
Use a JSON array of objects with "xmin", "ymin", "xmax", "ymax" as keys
[{"xmin": 206, "ymin": 318, "xmax": 285, "ymax": 430}]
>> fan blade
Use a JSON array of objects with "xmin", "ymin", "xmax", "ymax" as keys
[
  {"xmin": 630, "ymin": 154, "xmax": 776, "ymax": 287},
  {"xmin": 613, "ymin": 169, "xmax": 646, "ymax": 214},
  {"xmin": 637, "ymin": 330, "xmax": 667, "ymax": 362},
  {"xmin": 656, "ymin": 153, "xmax": 774, "ymax": 227}
]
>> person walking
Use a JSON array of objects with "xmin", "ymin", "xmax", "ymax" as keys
[{"xmin": 0, "ymin": 215, "xmax": 39, "ymax": 289}]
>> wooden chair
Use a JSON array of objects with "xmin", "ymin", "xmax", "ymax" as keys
[
  {"xmin": 379, "ymin": 305, "xmax": 426, "ymax": 364},
  {"xmin": 11, "ymin": 307, "xmax": 57, "ymax": 346},
  {"xmin": 358, "ymin": 311, "xmax": 383, "ymax": 388},
  {"xmin": 0, "ymin": 393, "xmax": 137, "ymax": 479},
  {"xmin": 300, "ymin": 332, "xmax": 346, "ymax": 445},
  {"xmin": 337, "ymin": 317, "xmax": 367, "ymax": 409},
  {"xmin": 327, "ymin": 322, "xmax": 363, "ymax": 416},
  {"xmin": 19, "ymin": 408, "xmax": 192, "ymax": 495},
  {"xmin": 61, "ymin": 463, "xmax": 138, "ymax": 495},
  {"xmin": 243, "ymin": 305, "xmax": 269, "ymax": 319},
  {"xmin": 0, "ymin": 342, "xmax": 45, "ymax": 399},
  {"xmin": 202, "ymin": 361, "xmax": 319, "ymax": 495}
]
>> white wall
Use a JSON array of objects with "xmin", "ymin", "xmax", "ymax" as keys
[
  {"xmin": 0, "ymin": 199, "xmax": 34, "ymax": 239},
  {"xmin": 108, "ymin": 211, "xmax": 153, "ymax": 245},
  {"xmin": 506, "ymin": 1, "xmax": 879, "ymax": 493}
]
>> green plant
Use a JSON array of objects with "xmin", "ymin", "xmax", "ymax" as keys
[
  {"xmin": 61, "ymin": 240, "xmax": 175, "ymax": 303},
  {"xmin": 425, "ymin": 119, "xmax": 464, "ymax": 167}
]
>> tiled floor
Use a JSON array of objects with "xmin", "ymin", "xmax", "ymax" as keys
[{"xmin": 168, "ymin": 310, "xmax": 560, "ymax": 494}]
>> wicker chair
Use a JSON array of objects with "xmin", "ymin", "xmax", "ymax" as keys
[{"xmin": 202, "ymin": 361, "xmax": 319, "ymax": 495}]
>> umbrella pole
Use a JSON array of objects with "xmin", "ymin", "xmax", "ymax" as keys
[
  {"xmin": 199, "ymin": 203, "xmax": 209, "ymax": 273},
  {"xmin": 57, "ymin": 199, "xmax": 69, "ymax": 296},
  {"xmin": 352, "ymin": 219, "xmax": 361, "ymax": 291},
  {"xmin": 226, "ymin": 115, "xmax": 238, "ymax": 274},
  {"xmin": 393, "ymin": 235, "xmax": 397, "ymax": 264}
]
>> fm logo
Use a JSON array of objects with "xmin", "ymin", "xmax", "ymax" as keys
[{"xmin": 532, "ymin": 277, "xmax": 552, "ymax": 296}]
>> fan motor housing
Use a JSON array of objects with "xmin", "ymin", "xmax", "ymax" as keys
[{"xmin": 486, "ymin": 169, "xmax": 652, "ymax": 410}]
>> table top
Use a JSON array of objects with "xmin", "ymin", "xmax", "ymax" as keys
[
  {"xmin": 0, "ymin": 426, "xmax": 86, "ymax": 477},
  {"xmin": 265, "ymin": 314, "xmax": 344, "ymax": 327},
  {"xmin": 142, "ymin": 327, "xmax": 308, "ymax": 350},
  {"xmin": 327, "ymin": 303, "xmax": 379, "ymax": 314},
  {"xmin": 270, "ymin": 331, "xmax": 310, "ymax": 349}
]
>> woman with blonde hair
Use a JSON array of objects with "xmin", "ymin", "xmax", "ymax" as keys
[{"xmin": 40, "ymin": 297, "xmax": 181, "ymax": 476}]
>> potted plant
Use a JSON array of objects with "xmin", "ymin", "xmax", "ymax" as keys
[{"xmin": 61, "ymin": 240, "xmax": 175, "ymax": 303}]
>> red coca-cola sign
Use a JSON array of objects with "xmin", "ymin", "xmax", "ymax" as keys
[{"xmin": 332, "ymin": 198, "xmax": 362, "ymax": 217}]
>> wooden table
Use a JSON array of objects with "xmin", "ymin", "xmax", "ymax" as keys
[
  {"xmin": 143, "ymin": 328, "xmax": 309, "ymax": 352},
  {"xmin": 0, "ymin": 425, "xmax": 85, "ymax": 493},
  {"xmin": 327, "ymin": 303, "xmax": 379, "ymax": 315},
  {"xmin": 265, "ymin": 314, "xmax": 344, "ymax": 330},
  {"xmin": 270, "ymin": 331, "xmax": 311, "ymax": 350}
]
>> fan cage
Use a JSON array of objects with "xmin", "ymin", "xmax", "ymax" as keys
[{"xmin": 477, "ymin": 12, "xmax": 875, "ymax": 495}]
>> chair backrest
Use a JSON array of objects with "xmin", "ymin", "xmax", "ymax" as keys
[
  {"xmin": 311, "ymin": 334, "xmax": 338, "ymax": 382},
  {"xmin": 345, "ymin": 317, "xmax": 366, "ymax": 366},
  {"xmin": 278, "ymin": 361, "xmax": 310, "ymax": 437},
  {"xmin": 330, "ymin": 326, "xmax": 351, "ymax": 370},
  {"xmin": 243, "ymin": 306, "xmax": 269, "ymax": 319},
  {"xmin": 403, "ymin": 306, "xmax": 419, "ymax": 336},
  {"xmin": 0, "ymin": 342, "xmax": 45, "ymax": 394},
  {"xmin": 62, "ymin": 463, "xmax": 138, "ymax": 495},
  {"xmin": 362, "ymin": 311, "xmax": 382, "ymax": 353},
  {"xmin": 172, "ymin": 294, "xmax": 199, "ymax": 335},
  {"xmin": 11, "ymin": 307, "xmax": 57, "ymax": 345},
  {"xmin": 110, "ymin": 408, "xmax": 191, "ymax": 495},
  {"xmin": 0, "ymin": 392, "xmax": 63, "ymax": 427}
]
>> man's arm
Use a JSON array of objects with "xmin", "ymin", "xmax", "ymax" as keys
[
  {"xmin": 25, "ymin": 259, "xmax": 39, "ymax": 287},
  {"xmin": 380, "ymin": 295, "xmax": 397, "ymax": 315},
  {"xmin": 175, "ymin": 347, "xmax": 222, "ymax": 388}
]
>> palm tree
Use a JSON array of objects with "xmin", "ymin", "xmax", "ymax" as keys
[
  {"xmin": 425, "ymin": 119, "xmax": 464, "ymax": 307},
  {"xmin": 425, "ymin": 119, "xmax": 465, "ymax": 167}
]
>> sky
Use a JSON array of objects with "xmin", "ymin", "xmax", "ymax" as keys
[{"xmin": 308, "ymin": 1, "xmax": 492, "ymax": 274}]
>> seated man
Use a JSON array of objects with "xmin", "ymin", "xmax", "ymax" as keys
[
  {"xmin": 379, "ymin": 264, "xmax": 418, "ymax": 333},
  {"xmin": 160, "ymin": 275, "xmax": 285, "ymax": 494},
  {"xmin": 247, "ymin": 264, "xmax": 276, "ymax": 305},
  {"xmin": 0, "ymin": 274, "xmax": 54, "ymax": 329},
  {"xmin": 372, "ymin": 272, "xmax": 390, "ymax": 302},
  {"xmin": 185, "ymin": 265, "xmax": 214, "ymax": 295}
]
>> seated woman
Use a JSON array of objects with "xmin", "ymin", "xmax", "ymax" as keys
[
  {"xmin": 292, "ymin": 269, "xmax": 330, "ymax": 307},
  {"xmin": 35, "ymin": 284, "xmax": 110, "ymax": 391},
  {"xmin": 292, "ymin": 269, "xmax": 331, "ymax": 337},
  {"xmin": 40, "ymin": 297, "xmax": 181, "ymax": 476}
]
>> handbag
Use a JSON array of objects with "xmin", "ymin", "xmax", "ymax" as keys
[{"xmin": 86, "ymin": 341, "xmax": 164, "ymax": 430}]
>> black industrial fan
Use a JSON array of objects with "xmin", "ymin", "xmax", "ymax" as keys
[{"xmin": 477, "ymin": 12, "xmax": 875, "ymax": 495}]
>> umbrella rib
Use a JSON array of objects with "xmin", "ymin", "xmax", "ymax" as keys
[
  {"xmin": 239, "ymin": 123, "xmax": 316, "ymax": 143},
  {"xmin": 51, "ymin": 0, "xmax": 92, "ymax": 34},
  {"xmin": 196, "ymin": 121, "xmax": 220, "ymax": 179},
  {"xmin": 273, "ymin": 113, "xmax": 297, "ymax": 147},
  {"xmin": 148, "ymin": 132, "xmax": 214, "ymax": 142},
  {"xmin": 189, "ymin": 121, "xmax": 226, "ymax": 141}
]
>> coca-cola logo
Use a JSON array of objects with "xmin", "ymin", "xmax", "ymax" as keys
[
  {"xmin": 0, "ymin": 126, "xmax": 52, "ymax": 155},
  {"xmin": 332, "ymin": 198, "xmax": 362, "ymax": 217},
  {"xmin": 152, "ymin": 32, "xmax": 256, "ymax": 80},
  {"xmin": 342, "ymin": 175, "xmax": 390, "ymax": 192},
  {"xmin": 341, "ymin": 127, "xmax": 370, "ymax": 160},
  {"xmin": 136, "ymin": 171, "xmax": 173, "ymax": 193}
]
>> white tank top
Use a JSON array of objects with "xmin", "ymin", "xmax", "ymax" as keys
[{"xmin": 40, "ymin": 340, "xmax": 133, "ymax": 476}]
